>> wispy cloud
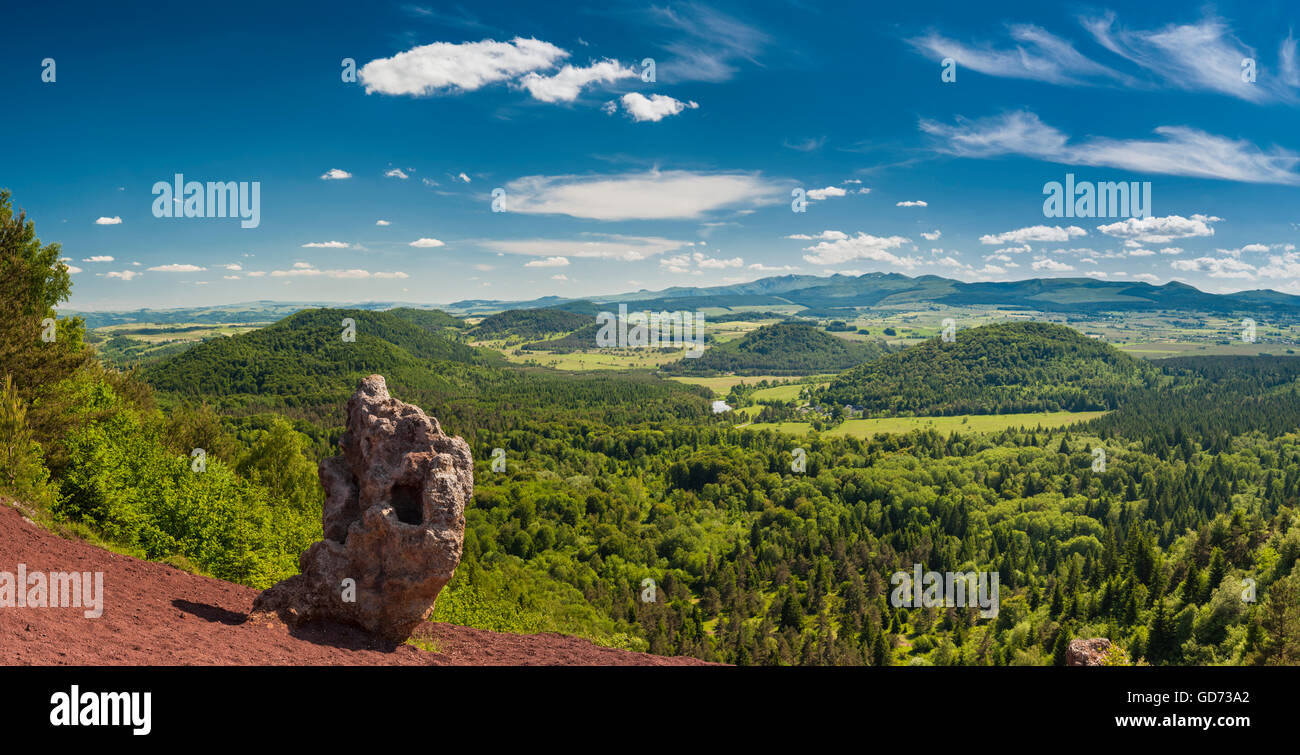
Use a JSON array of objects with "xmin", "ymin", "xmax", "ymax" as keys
[
  {"xmin": 909, "ymin": 12, "xmax": 1299, "ymax": 103},
  {"xmin": 921, "ymin": 110, "xmax": 1300, "ymax": 185},
  {"xmin": 644, "ymin": 3, "xmax": 770, "ymax": 83},
  {"xmin": 1084, "ymin": 12, "xmax": 1298, "ymax": 103},
  {"xmin": 907, "ymin": 23, "xmax": 1132, "ymax": 86}
]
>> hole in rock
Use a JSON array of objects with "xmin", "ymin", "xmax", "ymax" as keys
[{"xmin": 390, "ymin": 483, "xmax": 424, "ymax": 525}]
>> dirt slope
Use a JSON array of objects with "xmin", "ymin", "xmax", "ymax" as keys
[{"xmin": 0, "ymin": 503, "xmax": 707, "ymax": 666}]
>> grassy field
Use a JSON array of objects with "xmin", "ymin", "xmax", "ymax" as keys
[
  {"xmin": 1117, "ymin": 342, "xmax": 1300, "ymax": 358},
  {"xmin": 670, "ymin": 375, "xmax": 834, "ymax": 397},
  {"xmin": 746, "ymin": 410, "xmax": 1107, "ymax": 437},
  {"xmin": 748, "ymin": 381, "xmax": 831, "ymax": 402},
  {"xmin": 95, "ymin": 322, "xmax": 266, "ymax": 342},
  {"xmin": 90, "ymin": 322, "xmax": 268, "ymax": 367},
  {"xmin": 502, "ymin": 348, "xmax": 690, "ymax": 370}
]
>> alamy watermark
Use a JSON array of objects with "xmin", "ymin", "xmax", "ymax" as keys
[
  {"xmin": 595, "ymin": 304, "xmax": 705, "ymax": 357},
  {"xmin": 1043, "ymin": 173, "xmax": 1150, "ymax": 219},
  {"xmin": 152, "ymin": 173, "xmax": 260, "ymax": 228},
  {"xmin": 0, "ymin": 564, "xmax": 104, "ymax": 618},
  {"xmin": 890, "ymin": 564, "xmax": 999, "ymax": 618}
]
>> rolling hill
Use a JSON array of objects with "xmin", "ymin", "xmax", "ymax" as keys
[
  {"xmin": 144, "ymin": 308, "xmax": 494, "ymax": 402},
  {"xmin": 664, "ymin": 321, "xmax": 886, "ymax": 376},
  {"xmin": 470, "ymin": 307, "xmax": 592, "ymax": 340},
  {"xmin": 820, "ymin": 322, "xmax": 1161, "ymax": 415},
  {"xmin": 141, "ymin": 307, "xmax": 712, "ymax": 436}
]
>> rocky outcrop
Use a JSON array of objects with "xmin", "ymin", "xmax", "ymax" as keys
[
  {"xmin": 1066, "ymin": 638, "xmax": 1113, "ymax": 666},
  {"xmin": 250, "ymin": 375, "xmax": 473, "ymax": 641}
]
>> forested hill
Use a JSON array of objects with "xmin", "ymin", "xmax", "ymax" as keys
[
  {"xmin": 144, "ymin": 308, "xmax": 496, "ymax": 401},
  {"xmin": 141, "ymin": 306, "xmax": 712, "ymax": 435},
  {"xmin": 470, "ymin": 307, "xmax": 591, "ymax": 340},
  {"xmin": 663, "ymin": 322, "xmax": 885, "ymax": 376},
  {"xmin": 387, "ymin": 307, "xmax": 467, "ymax": 333},
  {"xmin": 821, "ymin": 322, "xmax": 1159, "ymax": 415}
]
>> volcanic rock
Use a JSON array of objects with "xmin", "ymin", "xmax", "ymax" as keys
[
  {"xmin": 1066, "ymin": 638, "xmax": 1113, "ymax": 666},
  {"xmin": 250, "ymin": 375, "xmax": 473, "ymax": 641}
]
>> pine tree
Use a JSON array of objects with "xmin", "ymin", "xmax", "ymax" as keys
[{"xmin": 1052, "ymin": 623, "xmax": 1073, "ymax": 666}]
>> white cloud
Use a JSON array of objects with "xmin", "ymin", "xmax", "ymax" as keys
[
  {"xmin": 693, "ymin": 253, "xmax": 743, "ymax": 269},
  {"xmin": 1032, "ymin": 258, "xmax": 1075, "ymax": 272},
  {"xmin": 921, "ymin": 230, "xmax": 942, "ymax": 241},
  {"xmin": 660, "ymin": 255, "xmax": 694, "ymax": 274},
  {"xmin": 147, "ymin": 263, "xmax": 206, "ymax": 272},
  {"xmin": 64, "ymin": 265, "xmax": 83, "ymax": 274},
  {"xmin": 455, "ymin": 172, "xmax": 472, "ymax": 183},
  {"xmin": 518, "ymin": 59, "xmax": 636, "ymax": 102},
  {"xmin": 799, "ymin": 232, "xmax": 915, "ymax": 267},
  {"xmin": 269, "ymin": 267, "xmax": 409, "ymax": 279},
  {"xmin": 376, "ymin": 220, "xmax": 391, "ymax": 226},
  {"xmin": 1097, "ymin": 214, "xmax": 1219, "ymax": 244},
  {"xmin": 106, "ymin": 270, "xmax": 140, "ymax": 280},
  {"xmin": 409, "ymin": 238, "xmax": 446, "ymax": 248},
  {"xmin": 82, "ymin": 255, "xmax": 114, "ymax": 262},
  {"xmin": 921, "ymin": 110, "xmax": 1300, "ymax": 185},
  {"xmin": 359, "ymin": 37, "xmax": 567, "ymax": 96},
  {"xmin": 617, "ymin": 92, "xmax": 699, "ymax": 122},
  {"xmin": 320, "ymin": 169, "xmax": 352, "ymax": 180},
  {"xmin": 524, "ymin": 256, "xmax": 570, "ymax": 267},
  {"xmin": 94, "ymin": 216, "xmax": 122, "ymax": 225},
  {"xmin": 980, "ymin": 225, "xmax": 1087, "ymax": 245},
  {"xmin": 1257, "ymin": 251, "xmax": 1300, "ymax": 279},
  {"xmin": 384, "ymin": 169, "xmax": 409, "ymax": 179},
  {"xmin": 1170, "ymin": 256, "xmax": 1257, "ymax": 278},
  {"xmin": 896, "ymin": 200, "xmax": 927, "ymax": 207},
  {"xmin": 302, "ymin": 241, "xmax": 351, "ymax": 248},
  {"xmin": 787, "ymin": 230, "xmax": 849, "ymax": 241},
  {"xmin": 1134, "ymin": 273, "xmax": 1160, "ymax": 283},
  {"xmin": 481, "ymin": 233, "xmax": 691, "ymax": 261},
  {"xmin": 749, "ymin": 263, "xmax": 799, "ymax": 272},
  {"xmin": 499, "ymin": 170, "xmax": 781, "ymax": 220},
  {"xmin": 222, "ymin": 264, "xmax": 242, "ymax": 271},
  {"xmin": 806, "ymin": 186, "xmax": 847, "ymax": 201}
]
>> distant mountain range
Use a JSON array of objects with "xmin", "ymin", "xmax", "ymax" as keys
[
  {"xmin": 62, "ymin": 272, "xmax": 1300, "ymax": 326},
  {"xmin": 451, "ymin": 273, "xmax": 1300, "ymax": 318}
]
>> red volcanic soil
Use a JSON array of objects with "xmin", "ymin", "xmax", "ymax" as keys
[{"xmin": 0, "ymin": 503, "xmax": 709, "ymax": 666}]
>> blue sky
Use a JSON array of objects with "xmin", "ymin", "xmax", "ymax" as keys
[{"xmin": 3, "ymin": 0, "xmax": 1299, "ymax": 311}]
